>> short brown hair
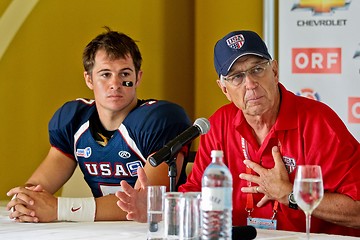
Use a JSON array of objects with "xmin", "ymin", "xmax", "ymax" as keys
[{"xmin": 82, "ymin": 26, "xmax": 142, "ymax": 74}]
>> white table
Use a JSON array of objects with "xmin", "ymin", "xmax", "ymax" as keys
[{"xmin": 0, "ymin": 204, "xmax": 358, "ymax": 239}]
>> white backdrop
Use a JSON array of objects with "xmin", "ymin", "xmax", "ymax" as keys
[{"xmin": 278, "ymin": 0, "xmax": 360, "ymax": 141}]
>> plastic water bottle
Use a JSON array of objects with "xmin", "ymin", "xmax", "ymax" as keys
[{"xmin": 201, "ymin": 150, "xmax": 232, "ymax": 239}]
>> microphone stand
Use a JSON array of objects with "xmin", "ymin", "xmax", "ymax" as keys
[
  {"xmin": 167, "ymin": 156, "xmax": 177, "ymax": 192},
  {"xmin": 165, "ymin": 142, "xmax": 183, "ymax": 192}
]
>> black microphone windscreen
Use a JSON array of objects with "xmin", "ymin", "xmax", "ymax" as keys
[{"xmin": 232, "ymin": 226, "xmax": 257, "ymax": 240}]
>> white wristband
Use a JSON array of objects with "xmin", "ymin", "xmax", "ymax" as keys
[{"xmin": 57, "ymin": 197, "xmax": 96, "ymax": 222}]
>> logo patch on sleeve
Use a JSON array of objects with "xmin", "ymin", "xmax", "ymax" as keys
[
  {"xmin": 76, "ymin": 147, "xmax": 92, "ymax": 158},
  {"xmin": 282, "ymin": 156, "xmax": 296, "ymax": 173}
]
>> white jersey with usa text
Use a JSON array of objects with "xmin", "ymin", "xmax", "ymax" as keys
[{"xmin": 48, "ymin": 98, "xmax": 191, "ymax": 197}]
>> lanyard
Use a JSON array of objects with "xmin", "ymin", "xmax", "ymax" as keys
[{"xmin": 241, "ymin": 137, "xmax": 278, "ymax": 221}]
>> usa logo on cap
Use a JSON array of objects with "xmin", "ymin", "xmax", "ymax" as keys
[{"xmin": 226, "ymin": 34, "xmax": 245, "ymax": 50}]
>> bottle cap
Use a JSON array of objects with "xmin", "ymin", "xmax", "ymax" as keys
[{"xmin": 211, "ymin": 150, "xmax": 223, "ymax": 158}]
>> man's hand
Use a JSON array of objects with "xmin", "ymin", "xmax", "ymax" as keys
[
  {"xmin": 6, "ymin": 185, "xmax": 58, "ymax": 223},
  {"xmin": 6, "ymin": 185, "xmax": 40, "ymax": 222},
  {"xmin": 239, "ymin": 146, "xmax": 293, "ymax": 207},
  {"xmin": 115, "ymin": 167, "xmax": 149, "ymax": 223}
]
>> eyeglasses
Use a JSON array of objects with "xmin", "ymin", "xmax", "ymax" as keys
[{"xmin": 221, "ymin": 61, "xmax": 271, "ymax": 87}]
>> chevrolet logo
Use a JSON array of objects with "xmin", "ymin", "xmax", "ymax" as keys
[
  {"xmin": 354, "ymin": 44, "xmax": 360, "ymax": 59},
  {"xmin": 292, "ymin": 0, "xmax": 351, "ymax": 14}
]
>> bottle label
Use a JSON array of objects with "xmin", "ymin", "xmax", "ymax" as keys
[{"xmin": 201, "ymin": 187, "xmax": 232, "ymax": 211}]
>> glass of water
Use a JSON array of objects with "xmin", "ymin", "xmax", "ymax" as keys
[
  {"xmin": 293, "ymin": 165, "xmax": 324, "ymax": 240},
  {"xmin": 164, "ymin": 192, "xmax": 183, "ymax": 239},
  {"xmin": 147, "ymin": 185, "xmax": 166, "ymax": 240}
]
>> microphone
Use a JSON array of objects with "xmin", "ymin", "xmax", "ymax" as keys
[
  {"xmin": 232, "ymin": 226, "xmax": 257, "ymax": 240},
  {"xmin": 149, "ymin": 118, "xmax": 210, "ymax": 167}
]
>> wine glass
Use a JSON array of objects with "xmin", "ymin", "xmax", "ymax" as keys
[{"xmin": 293, "ymin": 165, "xmax": 324, "ymax": 240}]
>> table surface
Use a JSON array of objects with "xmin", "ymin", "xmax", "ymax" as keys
[{"xmin": 0, "ymin": 202, "xmax": 358, "ymax": 240}]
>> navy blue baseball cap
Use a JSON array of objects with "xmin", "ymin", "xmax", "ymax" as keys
[{"xmin": 214, "ymin": 30, "xmax": 272, "ymax": 77}]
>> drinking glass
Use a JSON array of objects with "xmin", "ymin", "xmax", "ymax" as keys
[
  {"xmin": 147, "ymin": 186, "xmax": 166, "ymax": 240},
  {"xmin": 164, "ymin": 192, "xmax": 183, "ymax": 239},
  {"xmin": 293, "ymin": 165, "xmax": 324, "ymax": 240},
  {"xmin": 179, "ymin": 192, "xmax": 202, "ymax": 240}
]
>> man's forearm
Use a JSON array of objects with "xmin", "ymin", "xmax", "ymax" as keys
[
  {"xmin": 95, "ymin": 194, "xmax": 129, "ymax": 221},
  {"xmin": 312, "ymin": 192, "xmax": 360, "ymax": 229}
]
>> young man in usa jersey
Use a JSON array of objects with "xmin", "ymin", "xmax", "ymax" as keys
[{"xmin": 6, "ymin": 27, "xmax": 191, "ymax": 222}]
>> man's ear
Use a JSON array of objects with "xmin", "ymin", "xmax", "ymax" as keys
[
  {"xmin": 216, "ymin": 79, "xmax": 232, "ymax": 102},
  {"xmin": 135, "ymin": 70, "xmax": 143, "ymax": 87},
  {"xmin": 84, "ymin": 71, "xmax": 94, "ymax": 90},
  {"xmin": 271, "ymin": 60, "xmax": 279, "ymax": 84}
]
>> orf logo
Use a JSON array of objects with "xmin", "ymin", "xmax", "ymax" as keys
[
  {"xmin": 291, "ymin": 0, "xmax": 351, "ymax": 14},
  {"xmin": 292, "ymin": 48, "xmax": 341, "ymax": 74},
  {"xmin": 348, "ymin": 97, "xmax": 360, "ymax": 123}
]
